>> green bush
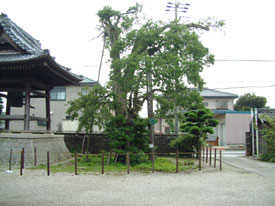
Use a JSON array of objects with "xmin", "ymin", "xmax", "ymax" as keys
[
  {"xmin": 169, "ymin": 133, "xmax": 196, "ymax": 154},
  {"xmin": 259, "ymin": 153, "xmax": 275, "ymax": 162},
  {"xmin": 269, "ymin": 157, "xmax": 275, "ymax": 163},
  {"xmin": 104, "ymin": 115, "xmax": 150, "ymax": 164}
]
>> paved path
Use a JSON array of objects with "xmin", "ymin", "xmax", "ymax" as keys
[{"xmin": 222, "ymin": 150, "xmax": 275, "ymax": 179}]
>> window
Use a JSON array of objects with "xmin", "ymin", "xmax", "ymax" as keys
[
  {"xmin": 81, "ymin": 89, "xmax": 88, "ymax": 95},
  {"xmin": 203, "ymin": 102, "xmax": 209, "ymax": 107},
  {"xmin": 216, "ymin": 101, "xmax": 228, "ymax": 110},
  {"xmin": 50, "ymin": 87, "xmax": 66, "ymax": 100},
  {"xmin": 37, "ymin": 120, "xmax": 47, "ymax": 126}
]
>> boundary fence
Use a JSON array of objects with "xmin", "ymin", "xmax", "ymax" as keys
[{"xmin": 6, "ymin": 146, "xmax": 223, "ymax": 176}]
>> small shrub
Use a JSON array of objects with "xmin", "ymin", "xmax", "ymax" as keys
[
  {"xmin": 183, "ymin": 160, "xmax": 194, "ymax": 166},
  {"xmin": 259, "ymin": 153, "xmax": 275, "ymax": 162},
  {"xmin": 269, "ymin": 157, "xmax": 275, "ymax": 163},
  {"xmin": 170, "ymin": 133, "xmax": 195, "ymax": 154},
  {"xmin": 259, "ymin": 154, "xmax": 269, "ymax": 161}
]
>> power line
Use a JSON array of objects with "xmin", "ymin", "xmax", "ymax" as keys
[
  {"xmin": 215, "ymin": 59, "xmax": 275, "ymax": 62},
  {"xmin": 213, "ymin": 84, "xmax": 275, "ymax": 90}
]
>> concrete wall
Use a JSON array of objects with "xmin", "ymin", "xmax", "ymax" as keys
[
  {"xmin": 0, "ymin": 132, "xmax": 70, "ymax": 167},
  {"xmin": 225, "ymin": 113, "xmax": 251, "ymax": 145}
]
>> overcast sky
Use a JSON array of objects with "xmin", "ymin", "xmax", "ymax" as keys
[{"xmin": 2, "ymin": 0, "xmax": 275, "ymax": 108}]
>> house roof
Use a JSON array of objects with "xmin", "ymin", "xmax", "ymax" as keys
[
  {"xmin": 0, "ymin": 13, "xmax": 80, "ymax": 90},
  {"xmin": 200, "ymin": 88, "xmax": 238, "ymax": 99},
  {"xmin": 79, "ymin": 75, "xmax": 97, "ymax": 85},
  {"xmin": 257, "ymin": 108, "xmax": 275, "ymax": 122},
  {"xmin": 0, "ymin": 13, "xmax": 46, "ymax": 62}
]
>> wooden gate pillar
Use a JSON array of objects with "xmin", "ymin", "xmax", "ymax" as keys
[
  {"xmin": 46, "ymin": 90, "xmax": 51, "ymax": 131},
  {"xmin": 24, "ymin": 83, "xmax": 31, "ymax": 130}
]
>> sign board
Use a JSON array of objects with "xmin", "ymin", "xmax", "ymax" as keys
[{"xmin": 148, "ymin": 118, "xmax": 157, "ymax": 125}]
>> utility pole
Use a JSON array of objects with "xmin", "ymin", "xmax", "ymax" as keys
[
  {"xmin": 165, "ymin": 0, "xmax": 190, "ymax": 135},
  {"xmin": 147, "ymin": 67, "xmax": 155, "ymax": 156},
  {"xmin": 165, "ymin": 0, "xmax": 190, "ymax": 21}
]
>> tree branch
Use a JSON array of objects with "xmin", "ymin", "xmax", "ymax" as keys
[{"xmin": 186, "ymin": 23, "xmax": 210, "ymax": 31}]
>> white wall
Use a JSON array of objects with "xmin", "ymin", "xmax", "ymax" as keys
[
  {"xmin": 203, "ymin": 98, "xmax": 235, "ymax": 110},
  {"xmin": 225, "ymin": 113, "xmax": 251, "ymax": 145}
]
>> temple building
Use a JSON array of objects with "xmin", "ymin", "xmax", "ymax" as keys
[{"xmin": 0, "ymin": 13, "xmax": 81, "ymax": 166}]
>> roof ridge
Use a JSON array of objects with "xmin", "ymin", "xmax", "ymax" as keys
[
  {"xmin": 0, "ymin": 13, "xmax": 44, "ymax": 54},
  {"xmin": 204, "ymin": 88, "xmax": 238, "ymax": 96}
]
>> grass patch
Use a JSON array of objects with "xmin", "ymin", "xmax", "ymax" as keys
[{"xmin": 32, "ymin": 154, "xmax": 198, "ymax": 174}]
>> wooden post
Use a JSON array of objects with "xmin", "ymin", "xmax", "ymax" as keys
[
  {"xmin": 220, "ymin": 150, "xmax": 222, "ymax": 171},
  {"xmin": 214, "ymin": 148, "xmax": 217, "ymax": 168},
  {"xmin": 209, "ymin": 146, "xmax": 212, "ymax": 166},
  {"xmin": 24, "ymin": 83, "xmax": 31, "ymax": 130},
  {"xmin": 47, "ymin": 151, "xmax": 50, "ymax": 176},
  {"xmin": 9, "ymin": 149, "xmax": 12, "ymax": 171},
  {"xmin": 126, "ymin": 152, "xmax": 130, "ymax": 174},
  {"xmin": 199, "ymin": 149, "xmax": 201, "ymax": 171},
  {"xmin": 206, "ymin": 147, "xmax": 208, "ymax": 163},
  {"xmin": 152, "ymin": 150, "xmax": 155, "ymax": 173},
  {"xmin": 22, "ymin": 148, "xmax": 24, "ymax": 169},
  {"xmin": 75, "ymin": 152, "xmax": 78, "ymax": 175},
  {"xmin": 34, "ymin": 147, "xmax": 37, "ymax": 166},
  {"xmin": 101, "ymin": 152, "xmax": 105, "ymax": 175},
  {"xmin": 202, "ymin": 146, "xmax": 204, "ymax": 162},
  {"xmin": 45, "ymin": 90, "xmax": 51, "ymax": 131},
  {"xmin": 176, "ymin": 150, "xmax": 179, "ymax": 173},
  {"xmin": 20, "ymin": 151, "xmax": 23, "ymax": 176},
  {"xmin": 5, "ymin": 99, "xmax": 11, "ymax": 130}
]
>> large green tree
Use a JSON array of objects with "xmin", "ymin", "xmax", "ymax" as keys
[
  {"xmin": 97, "ymin": 4, "xmax": 223, "ymax": 123},
  {"xmin": 234, "ymin": 93, "xmax": 267, "ymax": 111},
  {"xmin": 68, "ymin": 4, "xmax": 223, "ymax": 155}
]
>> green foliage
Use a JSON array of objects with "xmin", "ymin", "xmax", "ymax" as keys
[
  {"xmin": 259, "ymin": 115, "xmax": 275, "ymax": 161},
  {"xmin": 170, "ymin": 133, "xmax": 196, "ymax": 153},
  {"xmin": 65, "ymin": 5, "xmax": 224, "ymax": 160},
  {"xmin": 177, "ymin": 107, "xmax": 219, "ymax": 152},
  {"xmin": 183, "ymin": 160, "xmax": 194, "ymax": 166},
  {"xmin": 259, "ymin": 153, "xmax": 275, "ymax": 162},
  {"xmin": 234, "ymin": 93, "xmax": 267, "ymax": 111},
  {"xmin": 97, "ymin": 4, "xmax": 223, "ymax": 122},
  {"xmin": 104, "ymin": 115, "xmax": 150, "ymax": 164},
  {"xmin": 66, "ymin": 86, "xmax": 112, "ymax": 134}
]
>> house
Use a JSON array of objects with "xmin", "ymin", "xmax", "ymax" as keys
[
  {"xmin": 202, "ymin": 88, "xmax": 251, "ymax": 147},
  {"xmin": 9, "ymin": 75, "xmax": 97, "ymax": 132},
  {"xmin": 155, "ymin": 88, "xmax": 251, "ymax": 147}
]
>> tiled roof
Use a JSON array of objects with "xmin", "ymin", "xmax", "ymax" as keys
[
  {"xmin": 0, "ymin": 13, "xmax": 80, "ymax": 85},
  {"xmin": 0, "ymin": 13, "xmax": 44, "ymax": 55},
  {"xmin": 0, "ymin": 53, "xmax": 45, "ymax": 63},
  {"xmin": 258, "ymin": 108, "xmax": 275, "ymax": 122},
  {"xmin": 200, "ymin": 88, "xmax": 238, "ymax": 99},
  {"xmin": 79, "ymin": 75, "xmax": 97, "ymax": 85}
]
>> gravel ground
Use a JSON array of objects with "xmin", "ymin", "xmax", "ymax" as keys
[{"xmin": 0, "ymin": 163, "xmax": 274, "ymax": 206}]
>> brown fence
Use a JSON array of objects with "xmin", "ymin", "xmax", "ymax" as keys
[{"xmin": 6, "ymin": 147, "xmax": 223, "ymax": 176}]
